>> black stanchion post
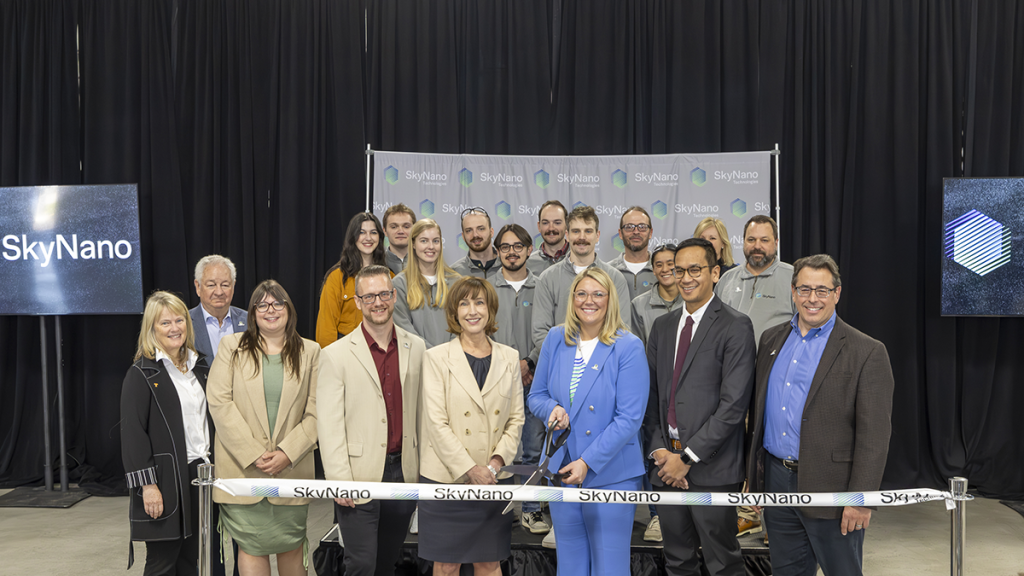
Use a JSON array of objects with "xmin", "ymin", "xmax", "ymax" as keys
[{"xmin": 40, "ymin": 317, "xmax": 53, "ymax": 491}]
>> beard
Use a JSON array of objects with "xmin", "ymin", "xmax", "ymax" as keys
[
  {"xmin": 745, "ymin": 250, "xmax": 776, "ymax": 269},
  {"xmin": 365, "ymin": 307, "xmax": 394, "ymax": 326}
]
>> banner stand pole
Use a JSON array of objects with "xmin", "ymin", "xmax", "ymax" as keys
[
  {"xmin": 365, "ymin": 145, "xmax": 373, "ymax": 212},
  {"xmin": 55, "ymin": 317, "xmax": 69, "ymax": 491},
  {"xmin": 40, "ymin": 318, "xmax": 53, "ymax": 492},
  {"xmin": 771, "ymin": 144, "xmax": 781, "ymax": 260}
]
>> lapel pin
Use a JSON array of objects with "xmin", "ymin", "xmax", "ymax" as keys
[
  {"xmin": 770, "ymin": 350, "xmax": 777, "ymax": 356},
  {"xmin": 591, "ymin": 364, "xmax": 599, "ymax": 371},
  {"xmin": 404, "ymin": 342, "xmax": 409, "ymax": 348}
]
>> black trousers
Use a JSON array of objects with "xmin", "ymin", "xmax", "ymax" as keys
[
  {"xmin": 143, "ymin": 458, "xmax": 230, "ymax": 576},
  {"xmin": 335, "ymin": 453, "xmax": 416, "ymax": 576},
  {"xmin": 655, "ymin": 480, "xmax": 745, "ymax": 576}
]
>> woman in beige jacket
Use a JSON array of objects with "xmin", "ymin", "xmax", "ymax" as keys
[
  {"xmin": 207, "ymin": 280, "xmax": 319, "ymax": 576},
  {"xmin": 418, "ymin": 276, "xmax": 525, "ymax": 576}
]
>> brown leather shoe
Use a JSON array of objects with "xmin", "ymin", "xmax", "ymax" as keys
[{"xmin": 737, "ymin": 516, "xmax": 763, "ymax": 536}]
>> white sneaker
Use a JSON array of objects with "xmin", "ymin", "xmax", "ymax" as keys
[
  {"xmin": 643, "ymin": 515, "xmax": 663, "ymax": 542},
  {"xmin": 521, "ymin": 511, "xmax": 551, "ymax": 534},
  {"xmin": 409, "ymin": 507, "xmax": 419, "ymax": 534},
  {"xmin": 542, "ymin": 529, "xmax": 556, "ymax": 549}
]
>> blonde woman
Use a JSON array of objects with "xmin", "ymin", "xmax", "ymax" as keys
[
  {"xmin": 527, "ymin": 268, "xmax": 649, "ymax": 576},
  {"xmin": 418, "ymin": 276, "xmax": 524, "ymax": 576},
  {"xmin": 120, "ymin": 291, "xmax": 214, "ymax": 575},
  {"xmin": 207, "ymin": 280, "xmax": 319, "ymax": 576},
  {"xmin": 392, "ymin": 218, "xmax": 462, "ymax": 348},
  {"xmin": 693, "ymin": 217, "xmax": 736, "ymax": 273}
]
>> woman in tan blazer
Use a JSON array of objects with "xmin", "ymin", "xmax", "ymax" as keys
[
  {"xmin": 419, "ymin": 276, "xmax": 525, "ymax": 576},
  {"xmin": 207, "ymin": 280, "xmax": 319, "ymax": 576}
]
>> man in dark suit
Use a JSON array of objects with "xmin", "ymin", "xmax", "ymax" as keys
[
  {"xmin": 746, "ymin": 254, "xmax": 894, "ymax": 576},
  {"xmin": 644, "ymin": 238, "xmax": 756, "ymax": 576},
  {"xmin": 189, "ymin": 254, "xmax": 247, "ymax": 361}
]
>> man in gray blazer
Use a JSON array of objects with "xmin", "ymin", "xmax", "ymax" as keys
[
  {"xmin": 643, "ymin": 238, "xmax": 756, "ymax": 576},
  {"xmin": 189, "ymin": 255, "xmax": 247, "ymax": 361},
  {"xmin": 746, "ymin": 254, "xmax": 894, "ymax": 576}
]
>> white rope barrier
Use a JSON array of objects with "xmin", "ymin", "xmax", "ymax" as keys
[{"xmin": 212, "ymin": 478, "xmax": 970, "ymax": 510}]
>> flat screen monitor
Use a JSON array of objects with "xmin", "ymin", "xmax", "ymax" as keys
[
  {"xmin": 0, "ymin": 184, "xmax": 144, "ymax": 315},
  {"xmin": 941, "ymin": 177, "xmax": 1024, "ymax": 316}
]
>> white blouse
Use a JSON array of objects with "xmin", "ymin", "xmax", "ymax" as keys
[{"xmin": 156, "ymin": 348, "xmax": 210, "ymax": 463}]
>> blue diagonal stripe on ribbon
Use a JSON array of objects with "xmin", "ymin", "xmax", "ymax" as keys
[
  {"xmin": 681, "ymin": 493, "xmax": 713, "ymax": 505},
  {"xmin": 251, "ymin": 485, "xmax": 280, "ymax": 497},
  {"xmin": 536, "ymin": 489, "xmax": 564, "ymax": 502},
  {"xmin": 833, "ymin": 493, "xmax": 865, "ymax": 506},
  {"xmin": 392, "ymin": 490, "xmax": 419, "ymax": 500}
]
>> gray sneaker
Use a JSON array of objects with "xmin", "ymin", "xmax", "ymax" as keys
[
  {"xmin": 643, "ymin": 515, "xmax": 663, "ymax": 542},
  {"xmin": 409, "ymin": 507, "xmax": 419, "ymax": 534},
  {"xmin": 521, "ymin": 511, "xmax": 551, "ymax": 534},
  {"xmin": 542, "ymin": 529, "xmax": 556, "ymax": 549}
]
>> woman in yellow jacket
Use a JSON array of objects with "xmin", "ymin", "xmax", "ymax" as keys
[{"xmin": 316, "ymin": 212, "xmax": 390, "ymax": 347}]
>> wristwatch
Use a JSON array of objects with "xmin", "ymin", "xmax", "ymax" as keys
[
  {"xmin": 681, "ymin": 451, "xmax": 694, "ymax": 465},
  {"xmin": 525, "ymin": 358, "xmax": 536, "ymax": 373},
  {"xmin": 487, "ymin": 465, "xmax": 498, "ymax": 477}
]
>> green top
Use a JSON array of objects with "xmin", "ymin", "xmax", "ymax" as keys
[{"xmin": 262, "ymin": 353, "xmax": 284, "ymax": 438}]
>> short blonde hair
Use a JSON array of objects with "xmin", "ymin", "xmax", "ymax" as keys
[
  {"xmin": 134, "ymin": 291, "xmax": 195, "ymax": 363},
  {"xmin": 693, "ymin": 217, "xmax": 734, "ymax": 267},
  {"xmin": 444, "ymin": 277, "xmax": 499, "ymax": 336},
  {"xmin": 562, "ymin": 268, "xmax": 627, "ymax": 346}
]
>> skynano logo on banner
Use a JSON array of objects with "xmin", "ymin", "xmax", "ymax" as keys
[{"xmin": 370, "ymin": 151, "xmax": 772, "ymax": 265}]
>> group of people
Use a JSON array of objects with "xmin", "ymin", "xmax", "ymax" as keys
[{"xmin": 120, "ymin": 199, "xmax": 895, "ymax": 576}]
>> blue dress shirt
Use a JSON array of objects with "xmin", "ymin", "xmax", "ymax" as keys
[
  {"xmin": 202, "ymin": 306, "xmax": 234, "ymax": 360},
  {"xmin": 763, "ymin": 312, "xmax": 837, "ymax": 460}
]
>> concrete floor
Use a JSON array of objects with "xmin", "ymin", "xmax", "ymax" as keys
[{"xmin": 0, "ymin": 487, "xmax": 1021, "ymax": 575}]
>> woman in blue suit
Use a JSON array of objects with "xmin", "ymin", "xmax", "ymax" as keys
[{"xmin": 528, "ymin": 267, "xmax": 650, "ymax": 576}]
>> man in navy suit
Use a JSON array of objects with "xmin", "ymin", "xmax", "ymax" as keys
[
  {"xmin": 189, "ymin": 255, "xmax": 247, "ymax": 361},
  {"xmin": 644, "ymin": 238, "xmax": 756, "ymax": 576}
]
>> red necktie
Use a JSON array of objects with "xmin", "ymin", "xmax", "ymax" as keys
[{"xmin": 667, "ymin": 315, "xmax": 694, "ymax": 430}]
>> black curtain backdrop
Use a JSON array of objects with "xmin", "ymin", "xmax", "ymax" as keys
[{"xmin": 1, "ymin": 0, "xmax": 1023, "ymax": 499}]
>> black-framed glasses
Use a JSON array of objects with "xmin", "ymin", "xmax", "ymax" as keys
[
  {"xmin": 621, "ymin": 223, "xmax": 651, "ymax": 233},
  {"xmin": 255, "ymin": 301, "xmax": 286, "ymax": 312},
  {"xmin": 460, "ymin": 206, "xmax": 489, "ymax": 219},
  {"xmin": 498, "ymin": 242, "xmax": 527, "ymax": 253},
  {"xmin": 672, "ymin": 265, "xmax": 709, "ymax": 279},
  {"xmin": 794, "ymin": 286, "xmax": 837, "ymax": 299},
  {"xmin": 356, "ymin": 290, "xmax": 395, "ymax": 305},
  {"xmin": 573, "ymin": 290, "xmax": 608, "ymax": 301}
]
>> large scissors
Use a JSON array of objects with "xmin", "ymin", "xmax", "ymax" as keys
[{"xmin": 499, "ymin": 420, "xmax": 573, "ymax": 515}]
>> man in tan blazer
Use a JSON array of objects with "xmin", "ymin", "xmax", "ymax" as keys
[
  {"xmin": 746, "ymin": 254, "xmax": 895, "ymax": 576},
  {"xmin": 318, "ymin": 265, "xmax": 426, "ymax": 576}
]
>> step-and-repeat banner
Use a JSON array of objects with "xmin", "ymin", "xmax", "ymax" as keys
[{"xmin": 371, "ymin": 151, "xmax": 772, "ymax": 265}]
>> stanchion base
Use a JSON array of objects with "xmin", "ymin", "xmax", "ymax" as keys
[{"xmin": 0, "ymin": 486, "xmax": 91, "ymax": 509}]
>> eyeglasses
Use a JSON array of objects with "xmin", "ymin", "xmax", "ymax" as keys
[
  {"xmin": 672, "ymin": 265, "xmax": 709, "ymax": 279},
  {"xmin": 460, "ymin": 206, "xmax": 489, "ymax": 219},
  {"xmin": 256, "ymin": 301, "xmax": 286, "ymax": 312},
  {"xmin": 573, "ymin": 290, "xmax": 608, "ymax": 302},
  {"xmin": 498, "ymin": 242, "xmax": 527, "ymax": 253},
  {"xmin": 621, "ymin": 223, "xmax": 651, "ymax": 233},
  {"xmin": 794, "ymin": 286, "xmax": 837, "ymax": 299},
  {"xmin": 356, "ymin": 290, "xmax": 395, "ymax": 305}
]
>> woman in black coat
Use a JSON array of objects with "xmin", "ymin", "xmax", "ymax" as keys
[{"xmin": 121, "ymin": 291, "xmax": 216, "ymax": 575}]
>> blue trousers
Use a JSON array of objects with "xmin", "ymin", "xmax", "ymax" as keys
[
  {"xmin": 550, "ymin": 476, "xmax": 641, "ymax": 576},
  {"xmin": 762, "ymin": 456, "xmax": 864, "ymax": 576}
]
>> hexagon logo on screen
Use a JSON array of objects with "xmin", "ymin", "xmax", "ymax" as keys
[
  {"xmin": 691, "ymin": 167, "xmax": 707, "ymax": 187},
  {"xmin": 419, "ymin": 199, "xmax": 435, "ymax": 218},
  {"xmin": 384, "ymin": 165, "xmax": 399, "ymax": 185},
  {"xmin": 651, "ymin": 200, "xmax": 668, "ymax": 220},
  {"xmin": 944, "ymin": 210, "xmax": 1011, "ymax": 276},
  {"xmin": 612, "ymin": 169, "xmax": 627, "ymax": 189},
  {"xmin": 535, "ymin": 170, "xmax": 550, "ymax": 189},
  {"xmin": 533, "ymin": 233, "xmax": 543, "ymax": 249},
  {"xmin": 612, "ymin": 233, "xmax": 625, "ymax": 253},
  {"xmin": 459, "ymin": 168, "xmax": 473, "ymax": 187},
  {"xmin": 731, "ymin": 198, "xmax": 747, "ymax": 218},
  {"xmin": 572, "ymin": 201, "xmax": 587, "ymax": 210},
  {"xmin": 457, "ymin": 234, "xmax": 469, "ymax": 252},
  {"xmin": 496, "ymin": 201, "xmax": 512, "ymax": 220}
]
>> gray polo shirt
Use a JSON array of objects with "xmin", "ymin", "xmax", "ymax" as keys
[
  {"xmin": 714, "ymin": 258, "xmax": 796, "ymax": 346},
  {"xmin": 492, "ymin": 271, "xmax": 540, "ymax": 365},
  {"xmin": 450, "ymin": 254, "xmax": 502, "ymax": 280},
  {"xmin": 606, "ymin": 253, "xmax": 657, "ymax": 303},
  {"xmin": 530, "ymin": 257, "xmax": 632, "ymax": 354},
  {"xmin": 392, "ymin": 272, "xmax": 457, "ymax": 348},
  {"xmin": 385, "ymin": 249, "xmax": 407, "ymax": 276},
  {"xmin": 630, "ymin": 284, "xmax": 683, "ymax": 348}
]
